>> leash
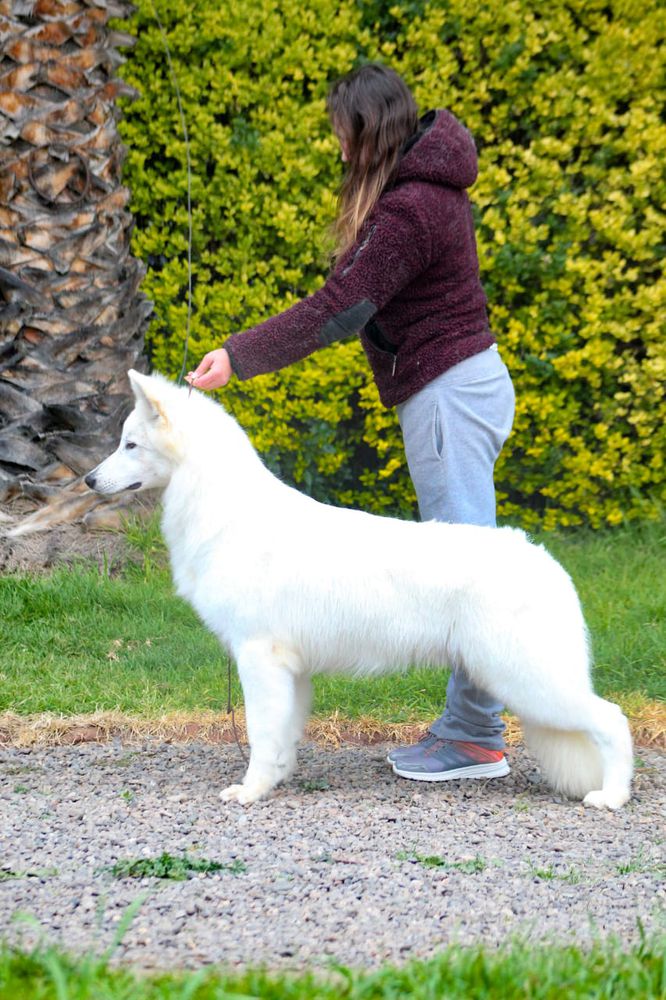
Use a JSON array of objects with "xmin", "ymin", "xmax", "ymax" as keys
[
  {"xmin": 148, "ymin": 3, "xmax": 247, "ymax": 766},
  {"xmin": 227, "ymin": 659, "xmax": 248, "ymax": 764},
  {"xmin": 148, "ymin": 1, "xmax": 193, "ymax": 386}
]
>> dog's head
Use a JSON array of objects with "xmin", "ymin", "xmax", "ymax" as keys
[{"xmin": 85, "ymin": 370, "xmax": 184, "ymax": 495}]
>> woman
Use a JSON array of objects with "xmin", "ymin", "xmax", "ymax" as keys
[{"xmin": 187, "ymin": 63, "xmax": 515, "ymax": 783}]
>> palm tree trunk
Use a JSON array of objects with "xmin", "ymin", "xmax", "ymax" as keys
[{"xmin": 0, "ymin": 0, "xmax": 151, "ymax": 509}]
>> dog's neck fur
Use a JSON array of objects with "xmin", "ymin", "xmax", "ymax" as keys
[{"xmin": 158, "ymin": 390, "xmax": 282, "ymax": 571}]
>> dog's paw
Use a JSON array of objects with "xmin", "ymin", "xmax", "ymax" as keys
[
  {"xmin": 583, "ymin": 788, "xmax": 630, "ymax": 810},
  {"xmin": 220, "ymin": 783, "xmax": 248, "ymax": 804},
  {"xmin": 220, "ymin": 783, "xmax": 265, "ymax": 805}
]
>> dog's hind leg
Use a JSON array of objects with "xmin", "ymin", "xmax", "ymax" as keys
[
  {"xmin": 522, "ymin": 695, "xmax": 633, "ymax": 809},
  {"xmin": 220, "ymin": 638, "xmax": 311, "ymax": 805},
  {"xmin": 581, "ymin": 695, "xmax": 633, "ymax": 810}
]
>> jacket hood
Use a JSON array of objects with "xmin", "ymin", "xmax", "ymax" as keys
[{"xmin": 396, "ymin": 109, "xmax": 478, "ymax": 189}]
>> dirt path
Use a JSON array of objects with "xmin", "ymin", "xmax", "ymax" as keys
[{"xmin": 1, "ymin": 741, "xmax": 663, "ymax": 971}]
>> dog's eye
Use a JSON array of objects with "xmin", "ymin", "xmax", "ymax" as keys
[{"xmin": 125, "ymin": 442, "xmax": 137, "ymax": 450}]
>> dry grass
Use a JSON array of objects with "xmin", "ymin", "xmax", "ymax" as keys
[{"xmin": 0, "ymin": 693, "xmax": 663, "ymax": 751}]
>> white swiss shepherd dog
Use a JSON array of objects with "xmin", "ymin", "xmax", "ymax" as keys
[{"xmin": 86, "ymin": 370, "xmax": 633, "ymax": 809}]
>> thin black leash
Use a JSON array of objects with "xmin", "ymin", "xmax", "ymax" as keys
[
  {"xmin": 149, "ymin": 2, "xmax": 247, "ymax": 764},
  {"xmin": 227, "ymin": 659, "xmax": 248, "ymax": 765},
  {"xmin": 148, "ymin": 1, "xmax": 193, "ymax": 386}
]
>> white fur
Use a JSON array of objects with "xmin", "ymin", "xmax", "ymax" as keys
[{"xmin": 86, "ymin": 371, "xmax": 634, "ymax": 808}]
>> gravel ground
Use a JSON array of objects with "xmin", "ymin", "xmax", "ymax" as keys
[{"xmin": 1, "ymin": 740, "xmax": 664, "ymax": 972}]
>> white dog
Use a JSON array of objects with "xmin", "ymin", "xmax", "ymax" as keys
[{"xmin": 85, "ymin": 371, "xmax": 633, "ymax": 809}]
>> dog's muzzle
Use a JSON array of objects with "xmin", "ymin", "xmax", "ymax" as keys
[{"xmin": 85, "ymin": 472, "xmax": 142, "ymax": 493}]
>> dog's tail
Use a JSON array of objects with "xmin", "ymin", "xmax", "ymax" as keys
[{"xmin": 521, "ymin": 724, "xmax": 604, "ymax": 799}]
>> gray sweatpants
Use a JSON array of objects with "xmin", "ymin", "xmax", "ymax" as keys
[{"xmin": 396, "ymin": 346, "xmax": 515, "ymax": 748}]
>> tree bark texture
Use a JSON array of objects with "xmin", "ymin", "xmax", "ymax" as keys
[{"xmin": 0, "ymin": 0, "xmax": 151, "ymax": 507}]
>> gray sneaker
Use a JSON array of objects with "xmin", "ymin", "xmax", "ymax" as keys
[
  {"xmin": 386, "ymin": 732, "xmax": 440, "ymax": 765},
  {"xmin": 391, "ymin": 738, "xmax": 510, "ymax": 782}
]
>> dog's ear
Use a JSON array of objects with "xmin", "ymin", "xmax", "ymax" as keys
[{"xmin": 127, "ymin": 369, "xmax": 170, "ymax": 426}]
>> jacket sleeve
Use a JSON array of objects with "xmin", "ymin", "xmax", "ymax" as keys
[{"xmin": 223, "ymin": 191, "xmax": 431, "ymax": 380}]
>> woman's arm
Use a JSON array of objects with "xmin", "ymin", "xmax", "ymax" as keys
[{"xmin": 187, "ymin": 189, "xmax": 431, "ymax": 390}]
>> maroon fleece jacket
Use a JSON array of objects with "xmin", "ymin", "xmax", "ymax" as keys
[{"xmin": 224, "ymin": 109, "xmax": 494, "ymax": 408}]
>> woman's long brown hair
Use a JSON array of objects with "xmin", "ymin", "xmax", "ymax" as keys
[{"xmin": 327, "ymin": 64, "xmax": 418, "ymax": 261}]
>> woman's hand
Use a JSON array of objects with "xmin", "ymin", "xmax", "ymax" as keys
[{"xmin": 186, "ymin": 348, "xmax": 233, "ymax": 391}]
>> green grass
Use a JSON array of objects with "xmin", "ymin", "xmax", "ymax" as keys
[
  {"xmin": 0, "ymin": 518, "xmax": 663, "ymax": 719},
  {"xmin": 100, "ymin": 852, "xmax": 247, "ymax": 881},
  {"xmin": 0, "ymin": 868, "xmax": 58, "ymax": 883},
  {"xmin": 1, "ymin": 935, "xmax": 664, "ymax": 999},
  {"xmin": 616, "ymin": 848, "xmax": 666, "ymax": 880},
  {"xmin": 526, "ymin": 862, "xmax": 584, "ymax": 884},
  {"xmin": 541, "ymin": 520, "xmax": 666, "ymax": 700},
  {"xmin": 396, "ymin": 851, "xmax": 487, "ymax": 873}
]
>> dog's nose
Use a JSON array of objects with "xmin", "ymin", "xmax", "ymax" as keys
[{"xmin": 84, "ymin": 473, "xmax": 96, "ymax": 490}]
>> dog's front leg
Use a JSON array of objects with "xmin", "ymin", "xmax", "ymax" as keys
[{"xmin": 221, "ymin": 638, "xmax": 310, "ymax": 805}]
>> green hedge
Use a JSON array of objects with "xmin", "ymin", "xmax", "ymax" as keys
[{"xmin": 115, "ymin": 0, "xmax": 666, "ymax": 529}]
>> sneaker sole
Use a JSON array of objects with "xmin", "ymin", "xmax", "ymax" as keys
[{"xmin": 392, "ymin": 759, "xmax": 511, "ymax": 782}]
